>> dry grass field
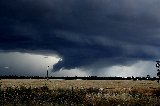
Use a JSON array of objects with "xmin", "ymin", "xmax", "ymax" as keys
[
  {"xmin": 1, "ymin": 79, "xmax": 160, "ymax": 89},
  {"xmin": 0, "ymin": 79, "xmax": 160, "ymax": 106}
]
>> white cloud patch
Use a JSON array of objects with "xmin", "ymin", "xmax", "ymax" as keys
[
  {"xmin": 52, "ymin": 68, "xmax": 90, "ymax": 77},
  {"xmin": 0, "ymin": 52, "xmax": 59, "ymax": 76},
  {"xmin": 99, "ymin": 60, "xmax": 156, "ymax": 77}
]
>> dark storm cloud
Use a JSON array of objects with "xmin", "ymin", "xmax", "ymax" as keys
[{"xmin": 0, "ymin": 0, "xmax": 160, "ymax": 72}]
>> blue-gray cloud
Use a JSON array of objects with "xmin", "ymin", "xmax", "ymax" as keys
[{"xmin": 0, "ymin": 0, "xmax": 160, "ymax": 72}]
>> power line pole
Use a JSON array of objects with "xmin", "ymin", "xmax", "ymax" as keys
[{"xmin": 47, "ymin": 66, "xmax": 49, "ymax": 80}]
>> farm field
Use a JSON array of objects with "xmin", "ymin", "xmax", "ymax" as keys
[{"xmin": 0, "ymin": 79, "xmax": 160, "ymax": 106}]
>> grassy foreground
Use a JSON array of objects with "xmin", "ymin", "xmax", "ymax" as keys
[{"xmin": 0, "ymin": 79, "xmax": 160, "ymax": 106}]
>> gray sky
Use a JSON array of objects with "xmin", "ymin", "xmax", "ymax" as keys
[{"xmin": 0, "ymin": 0, "xmax": 160, "ymax": 77}]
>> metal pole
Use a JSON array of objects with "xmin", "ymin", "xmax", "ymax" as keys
[{"xmin": 47, "ymin": 66, "xmax": 49, "ymax": 80}]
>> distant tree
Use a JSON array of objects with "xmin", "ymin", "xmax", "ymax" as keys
[{"xmin": 146, "ymin": 75, "xmax": 150, "ymax": 80}]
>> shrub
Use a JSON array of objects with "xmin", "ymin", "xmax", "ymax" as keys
[{"xmin": 0, "ymin": 86, "xmax": 160, "ymax": 106}]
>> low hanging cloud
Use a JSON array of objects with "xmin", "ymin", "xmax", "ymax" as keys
[{"xmin": 0, "ymin": 0, "xmax": 160, "ymax": 76}]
